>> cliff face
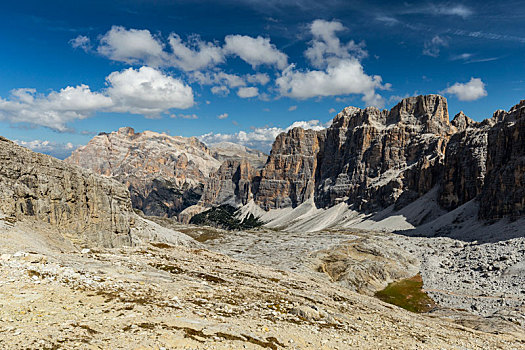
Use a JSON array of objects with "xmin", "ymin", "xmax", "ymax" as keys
[
  {"xmin": 199, "ymin": 94, "xmax": 525, "ymax": 225},
  {"xmin": 66, "ymin": 127, "xmax": 221, "ymax": 218},
  {"xmin": 315, "ymin": 95, "xmax": 453, "ymax": 211},
  {"xmin": 479, "ymin": 101, "xmax": 525, "ymax": 219},
  {"xmin": 199, "ymin": 159, "xmax": 257, "ymax": 207},
  {"xmin": 0, "ymin": 136, "xmax": 133, "ymax": 247},
  {"xmin": 439, "ymin": 113, "xmax": 489, "ymax": 210},
  {"xmin": 254, "ymin": 128, "xmax": 325, "ymax": 210}
]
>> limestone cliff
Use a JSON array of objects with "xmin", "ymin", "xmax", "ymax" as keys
[
  {"xmin": 254, "ymin": 128, "xmax": 325, "ymax": 210},
  {"xmin": 0, "ymin": 136, "xmax": 133, "ymax": 247},
  {"xmin": 65, "ymin": 127, "xmax": 221, "ymax": 218},
  {"xmin": 479, "ymin": 101, "xmax": 525, "ymax": 220}
]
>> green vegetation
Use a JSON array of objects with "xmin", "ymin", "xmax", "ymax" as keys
[
  {"xmin": 189, "ymin": 205, "xmax": 263, "ymax": 230},
  {"xmin": 375, "ymin": 274, "xmax": 437, "ymax": 313}
]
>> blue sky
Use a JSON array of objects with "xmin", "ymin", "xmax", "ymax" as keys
[{"xmin": 0, "ymin": 0, "xmax": 524, "ymax": 157}]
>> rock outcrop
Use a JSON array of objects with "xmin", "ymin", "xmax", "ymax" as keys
[
  {"xmin": 254, "ymin": 128, "xmax": 325, "ymax": 210},
  {"xmin": 439, "ymin": 113, "xmax": 489, "ymax": 210},
  {"xmin": 66, "ymin": 127, "xmax": 221, "ymax": 218},
  {"xmin": 315, "ymin": 95, "xmax": 453, "ymax": 211},
  {"xmin": 0, "ymin": 136, "xmax": 134, "ymax": 247}
]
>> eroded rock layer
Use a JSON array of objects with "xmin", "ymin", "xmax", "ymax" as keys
[
  {"xmin": 0, "ymin": 136, "xmax": 133, "ymax": 247},
  {"xmin": 66, "ymin": 127, "xmax": 221, "ymax": 218}
]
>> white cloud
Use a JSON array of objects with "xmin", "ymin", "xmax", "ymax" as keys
[
  {"xmin": 0, "ymin": 85, "xmax": 112, "ymax": 131},
  {"xmin": 246, "ymin": 73, "xmax": 270, "ymax": 85},
  {"xmin": 224, "ymin": 35, "xmax": 288, "ymax": 69},
  {"xmin": 275, "ymin": 19, "xmax": 388, "ymax": 107},
  {"xmin": 69, "ymin": 35, "xmax": 91, "ymax": 52},
  {"xmin": 217, "ymin": 113, "xmax": 229, "ymax": 119},
  {"xmin": 329, "ymin": 108, "xmax": 336, "ymax": 113},
  {"xmin": 106, "ymin": 66, "xmax": 194, "ymax": 116},
  {"xmin": 432, "ymin": 5, "xmax": 472, "ymax": 18},
  {"xmin": 305, "ymin": 19, "xmax": 367, "ymax": 68},
  {"xmin": 423, "ymin": 35, "xmax": 447, "ymax": 57},
  {"xmin": 14, "ymin": 139, "xmax": 78, "ymax": 159},
  {"xmin": 199, "ymin": 119, "xmax": 329, "ymax": 152},
  {"xmin": 211, "ymin": 85, "xmax": 230, "ymax": 96},
  {"xmin": 288, "ymin": 105, "xmax": 297, "ymax": 111},
  {"xmin": 276, "ymin": 60, "xmax": 388, "ymax": 107},
  {"xmin": 167, "ymin": 34, "xmax": 225, "ymax": 71},
  {"xmin": 97, "ymin": 26, "xmax": 167, "ymax": 66},
  {"xmin": 442, "ymin": 77, "xmax": 487, "ymax": 101},
  {"xmin": 171, "ymin": 113, "xmax": 198, "ymax": 119},
  {"xmin": 237, "ymin": 87, "xmax": 259, "ymax": 98},
  {"xmin": 0, "ymin": 66, "xmax": 194, "ymax": 131}
]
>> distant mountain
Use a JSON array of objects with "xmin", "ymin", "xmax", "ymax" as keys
[
  {"xmin": 209, "ymin": 141, "xmax": 268, "ymax": 169},
  {"xmin": 65, "ymin": 127, "xmax": 267, "ymax": 219}
]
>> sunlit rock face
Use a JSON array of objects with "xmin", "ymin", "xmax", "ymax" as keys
[
  {"xmin": 0, "ymin": 136, "xmax": 134, "ymax": 247},
  {"xmin": 66, "ymin": 127, "xmax": 221, "ymax": 218}
]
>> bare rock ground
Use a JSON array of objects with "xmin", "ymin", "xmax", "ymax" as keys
[{"xmin": 1, "ymin": 218, "xmax": 524, "ymax": 349}]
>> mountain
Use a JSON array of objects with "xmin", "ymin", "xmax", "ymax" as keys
[
  {"xmin": 209, "ymin": 141, "xmax": 268, "ymax": 169},
  {"xmin": 65, "ymin": 127, "xmax": 221, "ymax": 218},
  {"xmin": 194, "ymin": 95, "xmax": 525, "ymax": 233},
  {"xmin": 65, "ymin": 128, "xmax": 269, "ymax": 219}
]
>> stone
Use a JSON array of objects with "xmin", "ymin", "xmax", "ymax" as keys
[{"xmin": 0, "ymin": 136, "xmax": 134, "ymax": 247}]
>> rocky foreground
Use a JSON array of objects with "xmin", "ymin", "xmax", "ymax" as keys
[{"xmin": 0, "ymin": 215, "xmax": 524, "ymax": 350}]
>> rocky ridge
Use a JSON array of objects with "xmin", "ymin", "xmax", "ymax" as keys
[
  {"xmin": 198, "ymin": 94, "xmax": 525, "ymax": 229},
  {"xmin": 66, "ymin": 127, "xmax": 222, "ymax": 218}
]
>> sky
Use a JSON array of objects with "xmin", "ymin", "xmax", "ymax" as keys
[{"xmin": 0, "ymin": 0, "xmax": 524, "ymax": 158}]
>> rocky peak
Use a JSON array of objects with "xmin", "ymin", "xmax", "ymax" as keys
[
  {"xmin": 65, "ymin": 128, "xmax": 221, "ymax": 218},
  {"xmin": 451, "ymin": 111, "xmax": 478, "ymax": 132},
  {"xmin": 117, "ymin": 126, "xmax": 136, "ymax": 137},
  {"xmin": 388, "ymin": 95, "xmax": 453, "ymax": 134}
]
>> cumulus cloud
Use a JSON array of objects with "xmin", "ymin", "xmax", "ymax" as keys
[
  {"xmin": 237, "ymin": 87, "xmax": 259, "ymax": 98},
  {"xmin": 211, "ymin": 86, "xmax": 230, "ymax": 96},
  {"xmin": 0, "ymin": 67, "xmax": 194, "ymax": 130},
  {"xmin": 97, "ymin": 26, "xmax": 167, "ymax": 66},
  {"xmin": 217, "ymin": 113, "xmax": 229, "ymax": 119},
  {"xmin": 14, "ymin": 139, "xmax": 77, "ymax": 159},
  {"xmin": 69, "ymin": 35, "xmax": 91, "ymax": 52},
  {"xmin": 275, "ymin": 19, "xmax": 388, "ymax": 107},
  {"xmin": 329, "ymin": 108, "xmax": 336, "ymax": 113},
  {"xmin": 106, "ymin": 66, "xmax": 194, "ymax": 116},
  {"xmin": 276, "ymin": 60, "xmax": 388, "ymax": 107},
  {"xmin": 246, "ymin": 73, "xmax": 270, "ymax": 85},
  {"xmin": 167, "ymin": 34, "xmax": 225, "ymax": 71},
  {"xmin": 94, "ymin": 26, "xmax": 288, "ymax": 73},
  {"xmin": 423, "ymin": 35, "xmax": 447, "ymax": 57},
  {"xmin": 305, "ymin": 19, "xmax": 367, "ymax": 68},
  {"xmin": 288, "ymin": 105, "xmax": 297, "ymax": 111},
  {"xmin": 0, "ymin": 85, "xmax": 112, "ymax": 131},
  {"xmin": 442, "ymin": 77, "xmax": 487, "ymax": 101},
  {"xmin": 199, "ymin": 119, "xmax": 329, "ymax": 152},
  {"xmin": 224, "ymin": 35, "xmax": 288, "ymax": 69}
]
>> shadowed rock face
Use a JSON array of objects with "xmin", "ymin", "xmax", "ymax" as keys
[
  {"xmin": 479, "ymin": 101, "xmax": 525, "ymax": 220},
  {"xmin": 0, "ymin": 136, "xmax": 134, "ymax": 247},
  {"xmin": 439, "ymin": 113, "xmax": 489, "ymax": 210},
  {"xmin": 65, "ymin": 127, "xmax": 221, "ymax": 218},
  {"xmin": 254, "ymin": 128, "xmax": 325, "ymax": 210},
  {"xmin": 200, "ymin": 159, "xmax": 257, "ymax": 207}
]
